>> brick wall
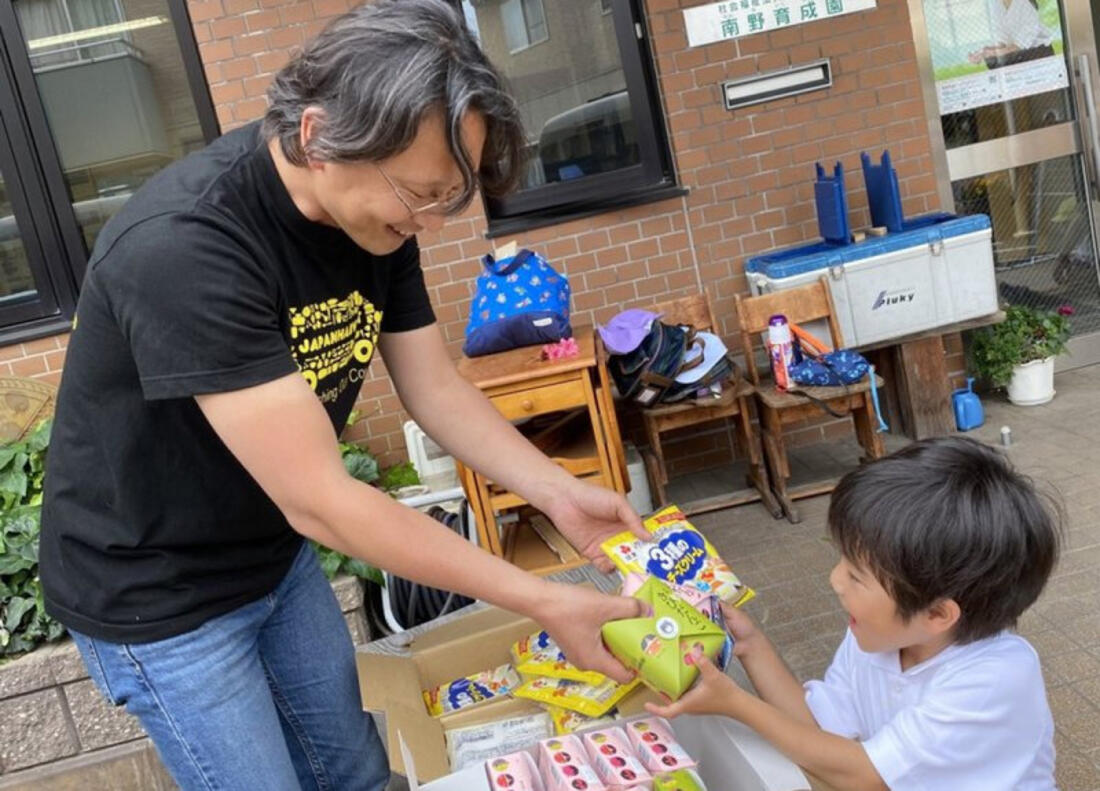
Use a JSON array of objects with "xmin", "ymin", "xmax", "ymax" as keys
[{"xmin": 6, "ymin": 0, "xmax": 964, "ymax": 474}]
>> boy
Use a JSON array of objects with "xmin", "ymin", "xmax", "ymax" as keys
[{"xmin": 648, "ymin": 437, "xmax": 1061, "ymax": 790}]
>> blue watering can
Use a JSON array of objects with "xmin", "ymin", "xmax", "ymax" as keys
[{"xmin": 952, "ymin": 378, "xmax": 984, "ymax": 432}]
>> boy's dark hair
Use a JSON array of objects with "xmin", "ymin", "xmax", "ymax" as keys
[{"xmin": 828, "ymin": 436, "xmax": 1062, "ymax": 644}]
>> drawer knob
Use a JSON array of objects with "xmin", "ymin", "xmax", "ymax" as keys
[{"xmin": 521, "ymin": 399, "xmax": 535, "ymax": 412}]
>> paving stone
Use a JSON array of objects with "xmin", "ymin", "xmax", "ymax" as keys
[
  {"xmin": 63, "ymin": 680, "xmax": 144, "ymax": 752},
  {"xmin": 45, "ymin": 641, "xmax": 88, "ymax": 686},
  {"xmin": 0, "ymin": 689, "xmax": 78, "ymax": 771},
  {"xmin": 331, "ymin": 575, "xmax": 364, "ymax": 612},
  {"xmin": 0, "ymin": 649, "xmax": 55, "ymax": 700}
]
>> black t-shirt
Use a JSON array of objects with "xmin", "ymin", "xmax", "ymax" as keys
[{"xmin": 40, "ymin": 122, "xmax": 435, "ymax": 643}]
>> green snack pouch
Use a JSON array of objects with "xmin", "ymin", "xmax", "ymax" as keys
[
  {"xmin": 655, "ymin": 768, "xmax": 708, "ymax": 790},
  {"xmin": 600, "ymin": 577, "xmax": 726, "ymax": 701}
]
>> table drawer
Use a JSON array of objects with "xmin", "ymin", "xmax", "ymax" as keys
[{"xmin": 491, "ymin": 378, "xmax": 586, "ymax": 421}]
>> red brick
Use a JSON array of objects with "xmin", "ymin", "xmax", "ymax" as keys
[
  {"xmin": 233, "ymin": 97, "xmax": 269, "ymax": 122},
  {"xmin": 211, "ymin": 15, "xmax": 247, "ymax": 38},
  {"xmin": 257, "ymin": 51, "xmax": 292, "ymax": 74},
  {"xmin": 189, "ymin": 0, "xmax": 225, "ymax": 22},
  {"xmin": 269, "ymin": 26, "xmax": 305, "ymax": 49},
  {"xmin": 280, "ymin": 1, "xmax": 315, "ymax": 24},
  {"xmin": 199, "ymin": 39, "xmax": 234, "ymax": 63},
  {"xmin": 11, "ymin": 355, "xmax": 47, "ymax": 377},
  {"xmin": 233, "ymin": 32, "xmax": 270, "ymax": 55},
  {"xmin": 222, "ymin": 56, "xmax": 258, "ymax": 80}
]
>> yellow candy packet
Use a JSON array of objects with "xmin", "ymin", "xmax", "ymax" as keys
[
  {"xmin": 513, "ymin": 675, "xmax": 640, "ymax": 718},
  {"xmin": 601, "ymin": 505, "xmax": 754, "ymax": 606},
  {"xmin": 510, "ymin": 630, "xmax": 608, "ymax": 686},
  {"xmin": 422, "ymin": 663, "xmax": 521, "ymax": 717},
  {"xmin": 546, "ymin": 704, "xmax": 619, "ymax": 735}
]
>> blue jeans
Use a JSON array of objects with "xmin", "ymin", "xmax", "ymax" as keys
[{"xmin": 70, "ymin": 542, "xmax": 389, "ymax": 791}]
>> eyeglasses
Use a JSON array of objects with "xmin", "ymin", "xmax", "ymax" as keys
[{"xmin": 374, "ymin": 163, "xmax": 471, "ymax": 217}]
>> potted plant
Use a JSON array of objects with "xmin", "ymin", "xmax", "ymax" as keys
[{"xmin": 970, "ymin": 304, "xmax": 1072, "ymax": 406}]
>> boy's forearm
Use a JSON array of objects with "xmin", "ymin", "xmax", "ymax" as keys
[
  {"xmin": 737, "ymin": 633, "xmax": 817, "ymax": 725},
  {"xmin": 726, "ymin": 693, "xmax": 887, "ymax": 791}
]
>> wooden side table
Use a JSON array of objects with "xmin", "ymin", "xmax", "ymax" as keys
[{"xmin": 455, "ymin": 328, "xmax": 627, "ymax": 570}]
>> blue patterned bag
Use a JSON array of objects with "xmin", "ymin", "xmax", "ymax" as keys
[
  {"xmin": 463, "ymin": 249, "xmax": 571, "ymax": 357},
  {"xmin": 789, "ymin": 348, "xmax": 870, "ymax": 386}
]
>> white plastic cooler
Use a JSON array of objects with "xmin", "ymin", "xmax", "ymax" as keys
[{"xmin": 745, "ymin": 213, "xmax": 998, "ymax": 348}]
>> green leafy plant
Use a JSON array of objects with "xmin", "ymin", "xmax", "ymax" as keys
[
  {"xmin": 970, "ymin": 304, "xmax": 1072, "ymax": 387},
  {"xmin": 379, "ymin": 461, "xmax": 420, "ymax": 492},
  {"xmin": 0, "ymin": 419, "xmax": 65, "ymax": 657}
]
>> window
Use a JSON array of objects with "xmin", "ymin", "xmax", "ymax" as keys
[
  {"xmin": 0, "ymin": 0, "xmax": 216, "ymax": 343},
  {"xmin": 463, "ymin": 0, "xmax": 677, "ymax": 234},
  {"xmin": 501, "ymin": 0, "xmax": 547, "ymax": 53}
]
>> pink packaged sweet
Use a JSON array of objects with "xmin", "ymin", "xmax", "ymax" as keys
[
  {"xmin": 624, "ymin": 718, "xmax": 697, "ymax": 774},
  {"xmin": 485, "ymin": 750, "xmax": 545, "ymax": 791},
  {"xmin": 581, "ymin": 726, "xmax": 654, "ymax": 790},
  {"xmin": 538, "ymin": 734, "xmax": 609, "ymax": 791}
]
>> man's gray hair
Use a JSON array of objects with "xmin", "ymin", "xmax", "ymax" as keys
[{"xmin": 263, "ymin": 0, "xmax": 524, "ymax": 208}]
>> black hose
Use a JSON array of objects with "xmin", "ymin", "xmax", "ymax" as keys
[{"xmin": 386, "ymin": 503, "xmax": 474, "ymax": 631}]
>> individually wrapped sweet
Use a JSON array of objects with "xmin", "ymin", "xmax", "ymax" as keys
[
  {"xmin": 547, "ymin": 704, "xmax": 619, "ymax": 735},
  {"xmin": 422, "ymin": 663, "xmax": 521, "ymax": 717},
  {"xmin": 446, "ymin": 712, "xmax": 552, "ymax": 770},
  {"xmin": 620, "ymin": 573, "xmax": 733, "ymax": 672},
  {"xmin": 538, "ymin": 735, "xmax": 608, "ymax": 791},
  {"xmin": 601, "ymin": 506, "xmax": 753, "ymax": 606},
  {"xmin": 581, "ymin": 726, "xmax": 654, "ymax": 789},
  {"xmin": 653, "ymin": 768, "xmax": 708, "ymax": 790},
  {"xmin": 624, "ymin": 718, "xmax": 697, "ymax": 774},
  {"xmin": 485, "ymin": 749, "xmax": 546, "ymax": 791},
  {"xmin": 513, "ymin": 675, "xmax": 640, "ymax": 718},
  {"xmin": 511, "ymin": 630, "xmax": 608, "ymax": 686},
  {"xmin": 601, "ymin": 577, "xmax": 727, "ymax": 700}
]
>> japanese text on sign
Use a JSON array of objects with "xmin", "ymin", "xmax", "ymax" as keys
[{"xmin": 684, "ymin": 0, "xmax": 876, "ymax": 47}]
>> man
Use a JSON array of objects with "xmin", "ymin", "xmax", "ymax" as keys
[{"xmin": 40, "ymin": 1, "xmax": 645, "ymax": 788}]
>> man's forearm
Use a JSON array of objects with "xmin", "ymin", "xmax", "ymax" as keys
[
  {"xmin": 729, "ymin": 694, "xmax": 886, "ymax": 791},
  {"xmin": 738, "ymin": 634, "xmax": 817, "ymax": 725}
]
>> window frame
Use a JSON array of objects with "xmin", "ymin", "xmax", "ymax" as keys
[
  {"xmin": 482, "ymin": 0, "xmax": 678, "ymax": 234},
  {"xmin": 0, "ymin": 0, "xmax": 218, "ymax": 346}
]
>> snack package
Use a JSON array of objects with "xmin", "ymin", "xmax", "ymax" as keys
[
  {"xmin": 620, "ymin": 573, "xmax": 733, "ymax": 672},
  {"xmin": 446, "ymin": 712, "xmax": 552, "ymax": 771},
  {"xmin": 624, "ymin": 718, "xmax": 697, "ymax": 774},
  {"xmin": 538, "ymin": 735, "xmax": 608, "ymax": 791},
  {"xmin": 422, "ymin": 663, "xmax": 521, "ymax": 717},
  {"xmin": 601, "ymin": 577, "xmax": 727, "ymax": 700},
  {"xmin": 601, "ymin": 506, "xmax": 754, "ymax": 606},
  {"xmin": 485, "ymin": 750, "xmax": 546, "ymax": 791},
  {"xmin": 581, "ymin": 726, "xmax": 654, "ymax": 789},
  {"xmin": 514, "ymin": 675, "xmax": 640, "ymax": 718},
  {"xmin": 653, "ymin": 769, "xmax": 708, "ymax": 790},
  {"xmin": 512, "ymin": 630, "xmax": 608, "ymax": 686},
  {"xmin": 512, "ymin": 630, "xmax": 557, "ymax": 665},
  {"xmin": 547, "ymin": 705, "xmax": 619, "ymax": 736}
]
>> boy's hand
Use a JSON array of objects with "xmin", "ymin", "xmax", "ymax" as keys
[
  {"xmin": 643, "ymin": 654, "xmax": 746, "ymax": 720},
  {"xmin": 721, "ymin": 602, "xmax": 762, "ymax": 657}
]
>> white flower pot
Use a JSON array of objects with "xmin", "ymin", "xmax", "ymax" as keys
[{"xmin": 1007, "ymin": 357, "xmax": 1055, "ymax": 406}]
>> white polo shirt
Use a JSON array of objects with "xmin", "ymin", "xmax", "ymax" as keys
[{"xmin": 805, "ymin": 630, "xmax": 1056, "ymax": 790}]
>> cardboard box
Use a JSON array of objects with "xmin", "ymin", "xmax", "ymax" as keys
[
  {"xmin": 406, "ymin": 714, "xmax": 811, "ymax": 791},
  {"xmin": 358, "ymin": 604, "xmax": 656, "ymax": 782},
  {"xmin": 359, "ymin": 605, "xmax": 811, "ymax": 791}
]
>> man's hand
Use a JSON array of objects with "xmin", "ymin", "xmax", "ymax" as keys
[
  {"xmin": 644, "ymin": 654, "xmax": 746, "ymax": 719},
  {"xmin": 535, "ymin": 583, "xmax": 646, "ymax": 684},
  {"xmin": 543, "ymin": 480, "xmax": 649, "ymax": 573}
]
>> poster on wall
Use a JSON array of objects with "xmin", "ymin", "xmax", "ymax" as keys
[
  {"xmin": 684, "ymin": 0, "xmax": 876, "ymax": 48},
  {"xmin": 924, "ymin": 0, "xmax": 1068, "ymax": 115}
]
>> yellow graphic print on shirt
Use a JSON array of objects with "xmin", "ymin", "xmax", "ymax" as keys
[{"xmin": 289, "ymin": 291, "xmax": 382, "ymax": 401}]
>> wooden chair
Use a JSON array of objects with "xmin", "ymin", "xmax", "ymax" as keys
[
  {"xmin": 618, "ymin": 292, "xmax": 781, "ymax": 518},
  {"xmin": 734, "ymin": 278, "xmax": 886, "ymax": 523}
]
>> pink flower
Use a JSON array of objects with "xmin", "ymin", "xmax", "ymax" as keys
[{"xmin": 1057, "ymin": 304, "xmax": 1075, "ymax": 316}]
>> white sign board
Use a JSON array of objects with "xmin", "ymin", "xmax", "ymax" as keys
[{"xmin": 684, "ymin": 0, "xmax": 876, "ymax": 48}]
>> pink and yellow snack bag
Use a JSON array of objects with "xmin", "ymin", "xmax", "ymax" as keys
[
  {"xmin": 581, "ymin": 726, "xmax": 654, "ymax": 790},
  {"xmin": 538, "ymin": 735, "xmax": 608, "ymax": 791},
  {"xmin": 485, "ymin": 750, "xmax": 545, "ymax": 791},
  {"xmin": 624, "ymin": 718, "xmax": 697, "ymax": 775}
]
